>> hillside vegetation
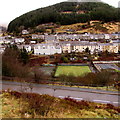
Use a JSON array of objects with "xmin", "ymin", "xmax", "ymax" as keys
[
  {"xmin": 8, "ymin": 1, "xmax": 120, "ymax": 33},
  {"xmin": 56, "ymin": 21, "xmax": 119, "ymax": 34},
  {"xmin": 1, "ymin": 91, "xmax": 120, "ymax": 118}
]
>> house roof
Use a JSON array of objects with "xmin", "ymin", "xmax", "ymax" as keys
[{"xmin": 45, "ymin": 35, "xmax": 56, "ymax": 41}]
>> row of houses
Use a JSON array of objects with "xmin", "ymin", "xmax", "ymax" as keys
[
  {"xmin": 0, "ymin": 35, "xmax": 119, "ymax": 55},
  {"xmin": 0, "ymin": 33, "xmax": 119, "ymax": 45},
  {"xmin": 33, "ymin": 41, "xmax": 119, "ymax": 55},
  {"xmin": 0, "ymin": 36, "xmax": 26, "ymax": 53},
  {"xmin": 32, "ymin": 33, "xmax": 120, "ymax": 42},
  {"xmin": 0, "ymin": 36, "xmax": 25, "ymax": 44},
  {"xmin": 0, "ymin": 40, "xmax": 119, "ymax": 55}
]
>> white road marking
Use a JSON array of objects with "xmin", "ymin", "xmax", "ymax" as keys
[
  {"xmin": 113, "ymin": 102, "xmax": 119, "ymax": 104},
  {"xmin": 58, "ymin": 96, "xmax": 65, "ymax": 98},
  {"xmin": 93, "ymin": 100, "xmax": 111, "ymax": 103},
  {"xmin": 58, "ymin": 97, "xmax": 118, "ymax": 105},
  {"xmin": 69, "ymin": 97, "xmax": 83, "ymax": 100}
]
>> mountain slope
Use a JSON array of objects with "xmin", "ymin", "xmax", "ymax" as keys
[
  {"xmin": 55, "ymin": 21, "xmax": 119, "ymax": 34},
  {"xmin": 7, "ymin": 1, "xmax": 120, "ymax": 32}
]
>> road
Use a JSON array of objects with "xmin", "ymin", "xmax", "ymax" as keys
[{"xmin": 1, "ymin": 80, "xmax": 119, "ymax": 106}]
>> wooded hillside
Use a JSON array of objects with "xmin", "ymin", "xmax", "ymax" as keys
[{"xmin": 7, "ymin": 2, "xmax": 120, "ymax": 33}]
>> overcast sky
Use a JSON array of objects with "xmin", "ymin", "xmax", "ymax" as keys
[{"xmin": 0, "ymin": 0, "xmax": 119, "ymax": 27}]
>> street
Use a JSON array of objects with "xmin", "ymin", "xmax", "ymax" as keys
[{"xmin": 1, "ymin": 80, "xmax": 119, "ymax": 106}]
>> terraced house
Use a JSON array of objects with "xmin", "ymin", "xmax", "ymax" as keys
[
  {"xmin": 31, "ymin": 33, "xmax": 120, "ymax": 42},
  {"xmin": 71, "ymin": 42, "xmax": 119, "ymax": 54},
  {"xmin": 72, "ymin": 42, "xmax": 102, "ymax": 54},
  {"xmin": 33, "ymin": 41, "xmax": 119, "ymax": 55},
  {"xmin": 102, "ymin": 43, "xmax": 119, "ymax": 53},
  {"xmin": 34, "ymin": 43, "xmax": 62, "ymax": 55}
]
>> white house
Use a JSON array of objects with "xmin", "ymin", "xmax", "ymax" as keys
[
  {"xmin": 15, "ymin": 38, "xmax": 25, "ymax": 43},
  {"xmin": 24, "ymin": 45, "xmax": 32, "ymax": 52},
  {"xmin": 32, "ymin": 34, "xmax": 44, "ymax": 40},
  {"xmin": 3, "ymin": 40, "xmax": 11, "ymax": 44},
  {"xmin": 34, "ymin": 43, "xmax": 62, "ymax": 55},
  {"xmin": 0, "ymin": 45, "xmax": 5, "ymax": 53},
  {"xmin": 62, "ymin": 43, "xmax": 71, "ymax": 53},
  {"xmin": 18, "ymin": 45, "xmax": 32, "ymax": 52},
  {"xmin": 44, "ymin": 35, "xmax": 58, "ymax": 43},
  {"xmin": 104, "ymin": 34, "xmax": 110, "ymax": 39},
  {"xmin": 0, "ymin": 36, "xmax": 15, "ymax": 44},
  {"xmin": 30, "ymin": 40, "xmax": 36, "ymax": 44},
  {"xmin": 22, "ymin": 30, "xmax": 29, "ymax": 35}
]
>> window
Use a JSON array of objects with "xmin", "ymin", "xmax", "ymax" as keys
[
  {"xmin": 35, "ymin": 46, "xmax": 38, "ymax": 49},
  {"xmin": 56, "ymin": 47, "xmax": 60, "ymax": 49},
  {"xmin": 43, "ymin": 46, "xmax": 46, "ymax": 49}
]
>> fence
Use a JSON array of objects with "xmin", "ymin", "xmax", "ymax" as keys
[{"xmin": 58, "ymin": 63, "xmax": 89, "ymax": 66}]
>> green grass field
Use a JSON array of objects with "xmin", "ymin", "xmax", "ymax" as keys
[{"xmin": 55, "ymin": 66, "xmax": 91, "ymax": 77}]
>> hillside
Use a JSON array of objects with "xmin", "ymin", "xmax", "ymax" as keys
[
  {"xmin": 7, "ymin": 1, "xmax": 120, "ymax": 33},
  {"xmin": 55, "ymin": 21, "xmax": 119, "ymax": 34},
  {"xmin": 1, "ymin": 91, "xmax": 120, "ymax": 118}
]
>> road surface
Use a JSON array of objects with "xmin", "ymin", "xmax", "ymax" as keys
[{"xmin": 1, "ymin": 80, "xmax": 119, "ymax": 106}]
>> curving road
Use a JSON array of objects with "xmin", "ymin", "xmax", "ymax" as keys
[{"xmin": 1, "ymin": 80, "xmax": 119, "ymax": 106}]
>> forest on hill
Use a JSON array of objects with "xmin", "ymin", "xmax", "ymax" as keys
[{"xmin": 7, "ymin": 2, "xmax": 120, "ymax": 33}]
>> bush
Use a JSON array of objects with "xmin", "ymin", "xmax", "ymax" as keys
[{"xmin": 61, "ymin": 57, "xmax": 69, "ymax": 63}]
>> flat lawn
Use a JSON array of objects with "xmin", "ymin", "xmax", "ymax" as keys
[{"xmin": 55, "ymin": 66, "xmax": 91, "ymax": 77}]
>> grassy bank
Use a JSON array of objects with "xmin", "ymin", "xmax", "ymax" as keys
[{"xmin": 1, "ymin": 91, "xmax": 119, "ymax": 118}]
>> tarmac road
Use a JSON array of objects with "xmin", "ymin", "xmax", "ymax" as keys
[{"xmin": 1, "ymin": 80, "xmax": 119, "ymax": 106}]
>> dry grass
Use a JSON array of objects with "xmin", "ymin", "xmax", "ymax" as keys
[
  {"xmin": 56, "ymin": 21, "xmax": 119, "ymax": 34},
  {"xmin": 1, "ymin": 91, "xmax": 120, "ymax": 118}
]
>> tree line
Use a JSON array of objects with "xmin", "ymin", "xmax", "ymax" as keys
[{"xmin": 57, "ymin": 70, "xmax": 120, "ymax": 91}]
